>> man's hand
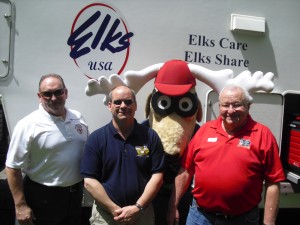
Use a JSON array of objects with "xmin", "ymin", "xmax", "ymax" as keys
[
  {"xmin": 167, "ymin": 206, "xmax": 179, "ymax": 225},
  {"xmin": 16, "ymin": 203, "xmax": 36, "ymax": 225},
  {"xmin": 113, "ymin": 205, "xmax": 140, "ymax": 224}
]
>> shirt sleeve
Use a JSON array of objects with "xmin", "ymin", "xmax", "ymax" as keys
[
  {"xmin": 263, "ymin": 129, "xmax": 286, "ymax": 183},
  {"xmin": 80, "ymin": 131, "xmax": 103, "ymax": 180},
  {"xmin": 181, "ymin": 128, "xmax": 201, "ymax": 175},
  {"xmin": 5, "ymin": 118, "xmax": 33, "ymax": 169}
]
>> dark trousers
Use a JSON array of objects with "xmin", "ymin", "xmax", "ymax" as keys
[
  {"xmin": 153, "ymin": 186, "xmax": 193, "ymax": 225},
  {"xmin": 0, "ymin": 179, "xmax": 15, "ymax": 225},
  {"xmin": 24, "ymin": 176, "xmax": 83, "ymax": 225}
]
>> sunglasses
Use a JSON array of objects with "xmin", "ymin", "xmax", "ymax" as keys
[
  {"xmin": 113, "ymin": 99, "xmax": 134, "ymax": 106},
  {"xmin": 40, "ymin": 89, "xmax": 65, "ymax": 98}
]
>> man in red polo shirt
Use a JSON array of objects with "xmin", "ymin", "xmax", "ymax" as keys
[{"xmin": 167, "ymin": 85, "xmax": 285, "ymax": 225}]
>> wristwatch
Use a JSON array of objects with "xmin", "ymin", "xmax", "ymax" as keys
[{"xmin": 135, "ymin": 203, "xmax": 144, "ymax": 213}]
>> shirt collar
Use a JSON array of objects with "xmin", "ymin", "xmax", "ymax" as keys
[
  {"xmin": 39, "ymin": 104, "xmax": 68, "ymax": 122},
  {"xmin": 109, "ymin": 119, "xmax": 138, "ymax": 138}
]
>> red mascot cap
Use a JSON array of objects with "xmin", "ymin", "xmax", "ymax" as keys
[{"xmin": 154, "ymin": 60, "xmax": 196, "ymax": 96}]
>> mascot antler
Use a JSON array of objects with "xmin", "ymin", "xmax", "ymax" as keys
[
  {"xmin": 224, "ymin": 70, "xmax": 274, "ymax": 93},
  {"xmin": 124, "ymin": 63, "xmax": 164, "ymax": 93},
  {"xmin": 85, "ymin": 60, "xmax": 274, "ymax": 103},
  {"xmin": 85, "ymin": 63, "xmax": 164, "ymax": 105},
  {"xmin": 125, "ymin": 61, "xmax": 274, "ymax": 96},
  {"xmin": 85, "ymin": 74, "xmax": 127, "ymax": 105}
]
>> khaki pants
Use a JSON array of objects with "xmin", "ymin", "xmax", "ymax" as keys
[{"xmin": 89, "ymin": 203, "xmax": 155, "ymax": 225}]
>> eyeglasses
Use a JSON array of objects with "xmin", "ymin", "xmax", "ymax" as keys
[
  {"xmin": 112, "ymin": 99, "xmax": 134, "ymax": 106},
  {"xmin": 220, "ymin": 102, "xmax": 246, "ymax": 110},
  {"xmin": 40, "ymin": 89, "xmax": 65, "ymax": 99}
]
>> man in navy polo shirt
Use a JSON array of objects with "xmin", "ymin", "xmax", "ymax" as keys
[{"xmin": 81, "ymin": 85, "xmax": 165, "ymax": 225}]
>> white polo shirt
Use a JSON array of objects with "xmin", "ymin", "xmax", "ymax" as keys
[{"xmin": 6, "ymin": 104, "xmax": 88, "ymax": 187}]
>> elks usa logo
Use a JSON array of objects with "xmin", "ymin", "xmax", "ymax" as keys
[
  {"xmin": 68, "ymin": 3, "xmax": 134, "ymax": 79},
  {"xmin": 135, "ymin": 146, "xmax": 150, "ymax": 157},
  {"xmin": 238, "ymin": 138, "xmax": 251, "ymax": 149},
  {"xmin": 75, "ymin": 124, "xmax": 83, "ymax": 134}
]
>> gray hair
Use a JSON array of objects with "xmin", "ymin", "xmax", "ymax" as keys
[
  {"xmin": 219, "ymin": 84, "xmax": 253, "ymax": 104},
  {"xmin": 38, "ymin": 73, "xmax": 66, "ymax": 91}
]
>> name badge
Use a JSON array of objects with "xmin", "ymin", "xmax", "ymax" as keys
[{"xmin": 207, "ymin": 137, "xmax": 217, "ymax": 142}]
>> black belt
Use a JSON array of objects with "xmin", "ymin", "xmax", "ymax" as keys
[
  {"xmin": 196, "ymin": 204, "xmax": 258, "ymax": 220},
  {"xmin": 194, "ymin": 199, "xmax": 257, "ymax": 220},
  {"xmin": 58, "ymin": 182, "xmax": 82, "ymax": 192},
  {"xmin": 196, "ymin": 206, "xmax": 235, "ymax": 219},
  {"xmin": 24, "ymin": 176, "xmax": 82, "ymax": 193}
]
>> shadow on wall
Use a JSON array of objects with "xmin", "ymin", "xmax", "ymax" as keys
[{"xmin": 232, "ymin": 24, "xmax": 278, "ymax": 79}]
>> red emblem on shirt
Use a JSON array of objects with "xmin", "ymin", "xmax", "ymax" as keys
[
  {"xmin": 238, "ymin": 139, "xmax": 251, "ymax": 149},
  {"xmin": 75, "ymin": 124, "xmax": 83, "ymax": 134}
]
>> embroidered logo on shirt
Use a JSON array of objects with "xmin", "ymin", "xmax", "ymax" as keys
[
  {"xmin": 207, "ymin": 137, "xmax": 217, "ymax": 142},
  {"xmin": 75, "ymin": 124, "xmax": 83, "ymax": 134},
  {"xmin": 135, "ymin": 145, "xmax": 150, "ymax": 157},
  {"xmin": 238, "ymin": 139, "xmax": 251, "ymax": 149}
]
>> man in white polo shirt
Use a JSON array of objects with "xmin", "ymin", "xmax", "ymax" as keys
[{"xmin": 5, "ymin": 74, "xmax": 89, "ymax": 225}]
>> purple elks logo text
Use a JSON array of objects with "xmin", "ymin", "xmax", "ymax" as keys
[{"xmin": 68, "ymin": 3, "xmax": 134, "ymax": 78}]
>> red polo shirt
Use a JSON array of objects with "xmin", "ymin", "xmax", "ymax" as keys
[{"xmin": 182, "ymin": 115, "xmax": 285, "ymax": 216}]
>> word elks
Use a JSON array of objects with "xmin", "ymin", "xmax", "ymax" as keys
[{"xmin": 68, "ymin": 11, "xmax": 134, "ymax": 59}]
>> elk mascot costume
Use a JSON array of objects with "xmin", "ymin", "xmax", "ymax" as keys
[{"xmin": 85, "ymin": 59, "xmax": 274, "ymax": 225}]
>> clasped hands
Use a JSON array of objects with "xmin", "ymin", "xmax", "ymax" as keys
[{"xmin": 113, "ymin": 205, "xmax": 140, "ymax": 224}]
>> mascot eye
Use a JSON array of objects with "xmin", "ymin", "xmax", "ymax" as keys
[
  {"xmin": 157, "ymin": 95, "xmax": 172, "ymax": 110},
  {"xmin": 178, "ymin": 97, "xmax": 193, "ymax": 112},
  {"xmin": 151, "ymin": 92, "xmax": 174, "ymax": 116},
  {"xmin": 176, "ymin": 93, "xmax": 198, "ymax": 117}
]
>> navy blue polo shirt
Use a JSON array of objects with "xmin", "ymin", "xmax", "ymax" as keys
[{"xmin": 80, "ymin": 119, "xmax": 165, "ymax": 207}]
